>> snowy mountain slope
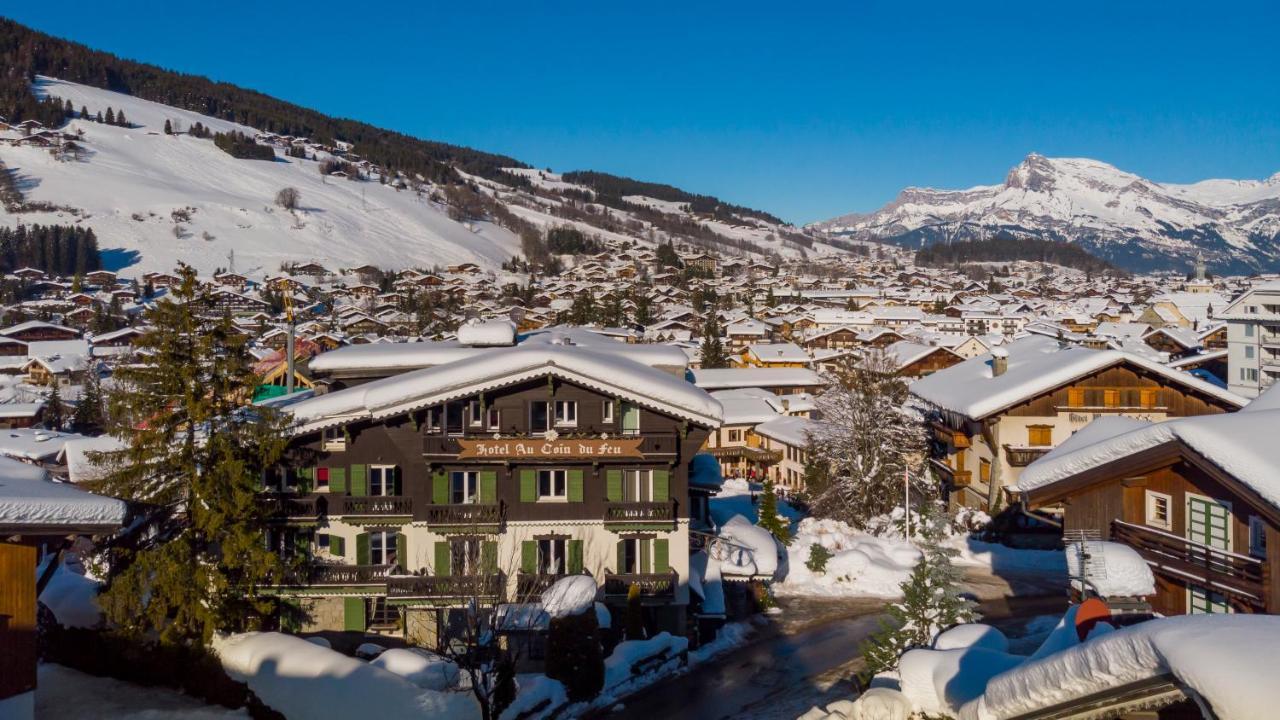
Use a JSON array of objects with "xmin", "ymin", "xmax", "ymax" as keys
[
  {"xmin": 813, "ymin": 153, "xmax": 1280, "ymax": 272},
  {"xmin": 0, "ymin": 77, "xmax": 521, "ymax": 278}
]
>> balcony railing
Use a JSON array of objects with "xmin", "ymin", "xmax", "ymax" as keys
[
  {"xmin": 421, "ymin": 502, "xmax": 504, "ymax": 529},
  {"xmin": 300, "ymin": 563, "xmax": 393, "ymax": 586},
  {"xmin": 706, "ymin": 445, "xmax": 782, "ymax": 463},
  {"xmin": 1111, "ymin": 520, "xmax": 1267, "ymax": 606},
  {"xmin": 1003, "ymin": 445, "xmax": 1052, "ymax": 467},
  {"xmin": 931, "ymin": 422, "xmax": 970, "ymax": 448},
  {"xmin": 334, "ymin": 495, "xmax": 413, "ymax": 518},
  {"xmin": 604, "ymin": 572, "xmax": 677, "ymax": 601},
  {"xmin": 386, "ymin": 573, "xmax": 505, "ymax": 601},
  {"xmin": 260, "ymin": 493, "xmax": 326, "ymax": 520},
  {"xmin": 604, "ymin": 501, "xmax": 676, "ymax": 526},
  {"xmin": 929, "ymin": 458, "xmax": 973, "ymax": 487},
  {"xmin": 515, "ymin": 572, "xmax": 569, "ymax": 600}
]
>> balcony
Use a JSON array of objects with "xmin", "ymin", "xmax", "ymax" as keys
[
  {"xmin": 421, "ymin": 502, "xmax": 504, "ymax": 532},
  {"xmin": 260, "ymin": 493, "xmax": 326, "ymax": 522},
  {"xmin": 333, "ymin": 495, "xmax": 413, "ymax": 520},
  {"xmin": 386, "ymin": 573, "xmax": 505, "ymax": 603},
  {"xmin": 1111, "ymin": 520, "xmax": 1266, "ymax": 609},
  {"xmin": 604, "ymin": 501, "xmax": 677, "ymax": 530},
  {"xmin": 929, "ymin": 458, "xmax": 973, "ymax": 487},
  {"xmin": 603, "ymin": 572, "xmax": 677, "ymax": 602},
  {"xmin": 515, "ymin": 572, "xmax": 570, "ymax": 600},
  {"xmin": 931, "ymin": 421, "xmax": 970, "ymax": 448},
  {"xmin": 706, "ymin": 445, "xmax": 782, "ymax": 464},
  {"xmin": 1003, "ymin": 444, "xmax": 1052, "ymax": 467}
]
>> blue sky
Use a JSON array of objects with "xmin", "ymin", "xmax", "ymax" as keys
[{"xmin": 8, "ymin": 1, "xmax": 1280, "ymax": 223}]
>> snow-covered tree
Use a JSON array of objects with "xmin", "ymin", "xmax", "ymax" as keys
[
  {"xmin": 757, "ymin": 480, "xmax": 791, "ymax": 545},
  {"xmin": 804, "ymin": 351, "xmax": 929, "ymax": 526},
  {"xmin": 699, "ymin": 314, "xmax": 729, "ymax": 368},
  {"xmin": 861, "ymin": 504, "xmax": 978, "ymax": 675}
]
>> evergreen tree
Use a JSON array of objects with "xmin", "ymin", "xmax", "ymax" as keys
[
  {"xmin": 116, "ymin": 109, "xmax": 127, "ymax": 126},
  {"xmin": 656, "ymin": 240, "xmax": 682, "ymax": 268},
  {"xmin": 766, "ymin": 286, "xmax": 777, "ymax": 308},
  {"xmin": 163, "ymin": 119, "xmax": 172, "ymax": 135},
  {"xmin": 545, "ymin": 610, "xmax": 605, "ymax": 702},
  {"xmin": 90, "ymin": 265, "xmax": 289, "ymax": 645},
  {"xmin": 699, "ymin": 314, "xmax": 728, "ymax": 369},
  {"xmin": 95, "ymin": 110, "xmax": 103, "ymax": 123},
  {"xmin": 72, "ymin": 369, "xmax": 104, "ymax": 434},
  {"xmin": 757, "ymin": 480, "xmax": 791, "ymax": 545},
  {"xmin": 45, "ymin": 382, "xmax": 65, "ymax": 429},
  {"xmin": 861, "ymin": 505, "xmax": 978, "ymax": 675},
  {"xmin": 632, "ymin": 288, "xmax": 653, "ymax": 326},
  {"xmin": 104, "ymin": 107, "xmax": 114, "ymax": 125},
  {"xmin": 79, "ymin": 105, "xmax": 88, "ymax": 119}
]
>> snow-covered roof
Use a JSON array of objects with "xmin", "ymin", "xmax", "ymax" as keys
[
  {"xmin": 911, "ymin": 335, "xmax": 1245, "ymax": 420},
  {"xmin": 0, "ymin": 428, "xmax": 87, "ymax": 463},
  {"xmin": 690, "ymin": 367, "xmax": 825, "ymax": 391},
  {"xmin": 754, "ymin": 414, "xmax": 818, "ymax": 447},
  {"xmin": 710, "ymin": 389, "xmax": 785, "ymax": 425},
  {"xmin": 1015, "ymin": 398, "xmax": 1280, "ymax": 512},
  {"xmin": 0, "ymin": 454, "xmax": 125, "ymax": 530},
  {"xmin": 283, "ymin": 344, "xmax": 722, "ymax": 434}
]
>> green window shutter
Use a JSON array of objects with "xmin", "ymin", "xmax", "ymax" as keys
[
  {"xmin": 653, "ymin": 469, "xmax": 670, "ymax": 501},
  {"xmin": 330, "ymin": 467, "xmax": 347, "ymax": 494},
  {"xmin": 520, "ymin": 470, "xmax": 536, "ymax": 502},
  {"xmin": 479, "ymin": 471, "xmax": 497, "ymax": 505},
  {"xmin": 330, "ymin": 535, "xmax": 345, "ymax": 559},
  {"xmin": 342, "ymin": 596, "xmax": 366, "ymax": 632},
  {"xmin": 396, "ymin": 533, "xmax": 407, "ymax": 569},
  {"xmin": 568, "ymin": 539, "xmax": 584, "ymax": 573},
  {"xmin": 654, "ymin": 538, "xmax": 669, "ymax": 573},
  {"xmin": 432, "ymin": 472, "xmax": 449, "ymax": 505},
  {"xmin": 521, "ymin": 540, "xmax": 537, "ymax": 574},
  {"xmin": 606, "ymin": 469, "xmax": 623, "ymax": 502},
  {"xmin": 616, "ymin": 541, "xmax": 626, "ymax": 574},
  {"xmin": 567, "ymin": 469, "xmax": 584, "ymax": 502},
  {"xmin": 434, "ymin": 541, "xmax": 452, "ymax": 576},
  {"xmin": 355, "ymin": 532, "xmax": 370, "ymax": 565},
  {"xmin": 350, "ymin": 464, "xmax": 367, "ymax": 496},
  {"xmin": 640, "ymin": 538, "xmax": 651, "ymax": 574},
  {"xmin": 293, "ymin": 531, "xmax": 310, "ymax": 560},
  {"xmin": 296, "ymin": 467, "xmax": 313, "ymax": 493},
  {"xmin": 481, "ymin": 541, "xmax": 497, "ymax": 574}
]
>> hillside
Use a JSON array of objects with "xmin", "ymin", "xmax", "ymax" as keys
[
  {"xmin": 0, "ymin": 19, "xmax": 831, "ymax": 277},
  {"xmin": 914, "ymin": 236, "xmax": 1121, "ymax": 275},
  {"xmin": 813, "ymin": 153, "xmax": 1280, "ymax": 273}
]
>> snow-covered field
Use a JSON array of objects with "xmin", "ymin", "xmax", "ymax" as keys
[
  {"xmin": 0, "ymin": 77, "xmax": 523, "ymax": 277},
  {"xmin": 36, "ymin": 663, "xmax": 247, "ymax": 720}
]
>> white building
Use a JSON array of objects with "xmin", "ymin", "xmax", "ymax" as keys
[{"xmin": 1219, "ymin": 283, "xmax": 1280, "ymax": 398}]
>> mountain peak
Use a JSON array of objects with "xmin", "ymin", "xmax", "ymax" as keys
[{"xmin": 1004, "ymin": 153, "xmax": 1057, "ymax": 192}]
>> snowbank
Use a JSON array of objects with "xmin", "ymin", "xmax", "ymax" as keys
[
  {"xmin": 717, "ymin": 514, "xmax": 780, "ymax": 578},
  {"xmin": 38, "ymin": 558, "xmax": 105, "ymax": 629},
  {"xmin": 369, "ymin": 648, "xmax": 460, "ymax": 691},
  {"xmin": 774, "ymin": 518, "xmax": 921, "ymax": 598},
  {"xmin": 933, "ymin": 624, "xmax": 1009, "ymax": 653},
  {"xmin": 603, "ymin": 632, "xmax": 689, "ymax": 695},
  {"xmin": 214, "ymin": 632, "xmax": 478, "ymax": 720},
  {"xmin": 708, "ymin": 477, "xmax": 803, "ymax": 527},
  {"xmin": 500, "ymin": 675, "xmax": 567, "ymax": 720},
  {"xmin": 541, "ymin": 575, "xmax": 598, "ymax": 619},
  {"xmin": 900, "ymin": 645, "xmax": 1024, "ymax": 717},
  {"xmin": 1065, "ymin": 541, "xmax": 1156, "ymax": 597}
]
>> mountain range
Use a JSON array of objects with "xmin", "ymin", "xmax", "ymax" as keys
[{"xmin": 813, "ymin": 154, "xmax": 1280, "ymax": 273}]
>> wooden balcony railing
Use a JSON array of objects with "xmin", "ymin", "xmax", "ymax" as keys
[
  {"xmin": 299, "ymin": 563, "xmax": 393, "ymax": 586},
  {"xmin": 931, "ymin": 422, "xmax": 970, "ymax": 448},
  {"xmin": 421, "ymin": 502, "xmax": 504, "ymax": 529},
  {"xmin": 604, "ymin": 501, "xmax": 676, "ymax": 526},
  {"xmin": 929, "ymin": 458, "xmax": 973, "ymax": 487},
  {"xmin": 260, "ymin": 493, "xmax": 326, "ymax": 520},
  {"xmin": 516, "ymin": 572, "xmax": 571, "ymax": 600},
  {"xmin": 1111, "ymin": 520, "xmax": 1267, "ymax": 606},
  {"xmin": 386, "ymin": 573, "xmax": 505, "ymax": 601},
  {"xmin": 603, "ymin": 572, "xmax": 677, "ymax": 601},
  {"xmin": 334, "ymin": 495, "xmax": 413, "ymax": 518},
  {"xmin": 1003, "ymin": 445, "xmax": 1052, "ymax": 467}
]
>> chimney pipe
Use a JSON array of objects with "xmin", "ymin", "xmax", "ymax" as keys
[{"xmin": 991, "ymin": 347, "xmax": 1009, "ymax": 377}]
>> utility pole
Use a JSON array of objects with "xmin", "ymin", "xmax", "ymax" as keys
[{"xmin": 284, "ymin": 285, "xmax": 295, "ymax": 395}]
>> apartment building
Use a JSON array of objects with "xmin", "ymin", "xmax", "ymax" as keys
[{"xmin": 1219, "ymin": 283, "xmax": 1280, "ymax": 398}]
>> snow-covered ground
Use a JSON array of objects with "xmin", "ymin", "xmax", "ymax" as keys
[{"xmin": 35, "ymin": 663, "xmax": 248, "ymax": 720}]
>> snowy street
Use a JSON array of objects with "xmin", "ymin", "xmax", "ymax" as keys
[{"xmin": 596, "ymin": 566, "xmax": 1065, "ymax": 720}]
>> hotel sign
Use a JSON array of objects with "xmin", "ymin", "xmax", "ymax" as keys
[{"xmin": 457, "ymin": 438, "xmax": 645, "ymax": 459}]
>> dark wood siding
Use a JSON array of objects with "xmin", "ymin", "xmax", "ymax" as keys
[{"xmin": 1004, "ymin": 365, "xmax": 1234, "ymax": 418}]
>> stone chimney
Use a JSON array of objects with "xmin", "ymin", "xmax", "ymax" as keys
[{"xmin": 991, "ymin": 347, "xmax": 1009, "ymax": 377}]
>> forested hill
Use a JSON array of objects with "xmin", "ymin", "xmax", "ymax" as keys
[
  {"xmin": 0, "ymin": 18, "xmax": 788, "ymax": 229},
  {"xmin": 914, "ymin": 236, "xmax": 1123, "ymax": 275}
]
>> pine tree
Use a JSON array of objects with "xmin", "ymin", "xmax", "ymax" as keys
[
  {"xmin": 45, "ymin": 382, "xmax": 65, "ymax": 430},
  {"xmin": 79, "ymin": 105, "xmax": 88, "ymax": 119},
  {"xmin": 699, "ymin": 314, "xmax": 728, "ymax": 368},
  {"xmin": 757, "ymin": 480, "xmax": 791, "ymax": 545},
  {"xmin": 861, "ymin": 505, "xmax": 978, "ymax": 675},
  {"xmin": 163, "ymin": 119, "xmax": 172, "ymax": 135},
  {"xmin": 72, "ymin": 369, "xmax": 105, "ymax": 434},
  {"xmin": 116, "ymin": 109, "xmax": 127, "ymax": 127},
  {"xmin": 545, "ymin": 610, "xmax": 605, "ymax": 702},
  {"xmin": 104, "ymin": 107, "xmax": 114, "ymax": 125},
  {"xmin": 90, "ymin": 265, "xmax": 289, "ymax": 645}
]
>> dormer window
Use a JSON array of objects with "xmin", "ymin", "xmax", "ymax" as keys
[
  {"xmin": 602, "ymin": 400, "xmax": 615, "ymax": 424},
  {"xmin": 468, "ymin": 399, "xmax": 483, "ymax": 427},
  {"xmin": 322, "ymin": 426, "xmax": 346, "ymax": 451},
  {"xmin": 554, "ymin": 401, "xmax": 577, "ymax": 427}
]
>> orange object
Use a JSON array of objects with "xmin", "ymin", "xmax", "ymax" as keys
[{"xmin": 1074, "ymin": 598, "xmax": 1112, "ymax": 640}]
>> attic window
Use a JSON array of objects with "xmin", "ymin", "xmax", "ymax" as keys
[{"xmin": 322, "ymin": 426, "xmax": 346, "ymax": 451}]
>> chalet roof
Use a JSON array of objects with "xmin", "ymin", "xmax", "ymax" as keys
[
  {"xmin": 0, "ymin": 454, "xmax": 125, "ymax": 531},
  {"xmin": 910, "ymin": 335, "xmax": 1246, "ymax": 421}
]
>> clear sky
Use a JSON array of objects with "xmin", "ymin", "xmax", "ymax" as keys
[{"xmin": 7, "ymin": 1, "xmax": 1280, "ymax": 223}]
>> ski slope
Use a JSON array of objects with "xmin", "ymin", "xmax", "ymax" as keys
[{"xmin": 0, "ymin": 77, "xmax": 521, "ymax": 278}]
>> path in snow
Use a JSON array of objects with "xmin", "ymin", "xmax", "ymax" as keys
[
  {"xmin": 597, "ymin": 566, "xmax": 1066, "ymax": 720},
  {"xmin": 35, "ymin": 663, "xmax": 248, "ymax": 720}
]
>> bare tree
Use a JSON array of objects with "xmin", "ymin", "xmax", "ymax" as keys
[
  {"xmin": 275, "ymin": 186, "xmax": 301, "ymax": 210},
  {"xmin": 805, "ymin": 351, "xmax": 930, "ymax": 526}
]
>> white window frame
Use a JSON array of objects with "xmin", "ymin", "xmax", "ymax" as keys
[
  {"xmin": 369, "ymin": 530, "xmax": 395, "ymax": 566},
  {"xmin": 322, "ymin": 426, "xmax": 346, "ymax": 451},
  {"xmin": 538, "ymin": 538, "xmax": 567, "ymax": 575},
  {"xmin": 620, "ymin": 537, "xmax": 642, "ymax": 574},
  {"xmin": 537, "ymin": 469, "xmax": 568, "ymax": 501},
  {"xmin": 487, "ymin": 406, "xmax": 501, "ymax": 431},
  {"xmin": 602, "ymin": 400, "xmax": 615, "ymax": 424},
  {"xmin": 623, "ymin": 469, "xmax": 653, "ymax": 502},
  {"xmin": 554, "ymin": 400, "xmax": 577, "ymax": 427},
  {"xmin": 1246, "ymin": 345, "xmax": 1255, "ymax": 359},
  {"xmin": 451, "ymin": 470, "xmax": 480, "ymax": 505},
  {"xmin": 1249, "ymin": 515, "xmax": 1267, "ymax": 559},
  {"xmin": 468, "ymin": 399, "xmax": 483, "ymax": 427},
  {"xmin": 1145, "ymin": 490, "xmax": 1172, "ymax": 530},
  {"xmin": 369, "ymin": 465, "xmax": 397, "ymax": 496},
  {"xmin": 451, "ymin": 537, "xmax": 482, "ymax": 575}
]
